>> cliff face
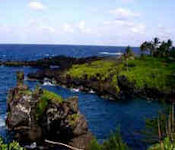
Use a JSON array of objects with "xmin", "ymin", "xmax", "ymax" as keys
[{"xmin": 6, "ymin": 72, "xmax": 92, "ymax": 149}]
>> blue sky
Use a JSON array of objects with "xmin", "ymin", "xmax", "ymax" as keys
[{"xmin": 0, "ymin": 0, "xmax": 174, "ymax": 46}]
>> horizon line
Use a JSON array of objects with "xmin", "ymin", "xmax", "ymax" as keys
[{"xmin": 0, "ymin": 43, "xmax": 139, "ymax": 48}]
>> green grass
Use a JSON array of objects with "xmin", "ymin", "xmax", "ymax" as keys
[
  {"xmin": 68, "ymin": 114, "xmax": 79, "ymax": 127},
  {"xmin": 65, "ymin": 56, "xmax": 175, "ymax": 97},
  {"xmin": 66, "ymin": 60, "xmax": 118, "ymax": 79},
  {"xmin": 120, "ymin": 56, "xmax": 175, "ymax": 91},
  {"xmin": 41, "ymin": 89, "xmax": 63, "ymax": 103},
  {"xmin": 36, "ymin": 89, "xmax": 63, "ymax": 118},
  {"xmin": 19, "ymin": 90, "xmax": 32, "ymax": 96},
  {"xmin": 66, "ymin": 59, "xmax": 123, "ymax": 94}
]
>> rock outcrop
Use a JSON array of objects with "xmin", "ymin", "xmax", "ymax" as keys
[
  {"xmin": 28, "ymin": 69, "xmax": 174, "ymax": 102},
  {"xmin": 1, "ymin": 55, "xmax": 103, "ymax": 69},
  {"xmin": 6, "ymin": 72, "xmax": 92, "ymax": 149}
]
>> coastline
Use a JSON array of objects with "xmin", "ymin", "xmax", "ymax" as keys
[{"xmin": 25, "ymin": 56, "xmax": 175, "ymax": 102}]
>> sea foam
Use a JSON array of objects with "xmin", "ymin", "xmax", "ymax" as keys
[
  {"xmin": 99, "ymin": 52, "xmax": 123, "ymax": 56},
  {"xmin": 0, "ymin": 117, "xmax": 5, "ymax": 127}
]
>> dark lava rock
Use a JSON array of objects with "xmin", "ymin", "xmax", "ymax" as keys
[{"xmin": 6, "ymin": 72, "xmax": 92, "ymax": 150}]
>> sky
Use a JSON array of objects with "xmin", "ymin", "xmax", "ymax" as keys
[{"xmin": 0, "ymin": 0, "xmax": 174, "ymax": 46}]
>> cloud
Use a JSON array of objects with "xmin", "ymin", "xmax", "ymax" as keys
[
  {"xmin": 77, "ymin": 21, "xmax": 92, "ymax": 34},
  {"xmin": 154, "ymin": 24, "xmax": 173, "ymax": 40},
  {"xmin": 109, "ymin": 8, "xmax": 140, "ymax": 20},
  {"xmin": 40, "ymin": 26, "xmax": 55, "ymax": 33},
  {"xmin": 103, "ymin": 19, "xmax": 145, "ymax": 34},
  {"xmin": 63, "ymin": 23, "xmax": 75, "ymax": 33},
  {"xmin": 63, "ymin": 21, "xmax": 92, "ymax": 34},
  {"xmin": 130, "ymin": 24, "xmax": 145, "ymax": 34},
  {"xmin": 28, "ymin": 1, "xmax": 46, "ymax": 10},
  {"xmin": 121, "ymin": 0, "xmax": 135, "ymax": 3}
]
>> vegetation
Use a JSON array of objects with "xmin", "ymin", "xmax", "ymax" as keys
[
  {"xmin": 66, "ymin": 59, "xmax": 123, "ymax": 93},
  {"xmin": 41, "ymin": 89, "xmax": 63, "ymax": 103},
  {"xmin": 19, "ymin": 90, "xmax": 32, "ymax": 96},
  {"xmin": 88, "ymin": 129, "xmax": 129, "ymax": 150},
  {"xmin": 68, "ymin": 114, "xmax": 79, "ymax": 126},
  {"xmin": 148, "ymin": 137, "xmax": 175, "ymax": 150},
  {"xmin": 65, "ymin": 46, "xmax": 175, "ymax": 95},
  {"xmin": 0, "ymin": 137, "xmax": 24, "ymax": 150},
  {"xmin": 36, "ymin": 89, "xmax": 63, "ymax": 118},
  {"xmin": 142, "ymin": 105, "xmax": 175, "ymax": 150},
  {"xmin": 140, "ymin": 37, "xmax": 175, "ymax": 57},
  {"xmin": 3, "ymin": 37, "xmax": 175, "ymax": 150},
  {"xmin": 124, "ymin": 46, "xmax": 135, "ymax": 58},
  {"xmin": 119, "ymin": 56, "xmax": 175, "ymax": 91},
  {"xmin": 66, "ymin": 59, "xmax": 118, "ymax": 79}
]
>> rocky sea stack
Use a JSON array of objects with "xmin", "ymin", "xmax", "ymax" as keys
[{"xmin": 6, "ymin": 72, "xmax": 92, "ymax": 149}]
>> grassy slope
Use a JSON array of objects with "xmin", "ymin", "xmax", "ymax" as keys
[
  {"xmin": 65, "ymin": 56, "xmax": 175, "ymax": 95},
  {"xmin": 120, "ymin": 56, "xmax": 175, "ymax": 92},
  {"xmin": 66, "ymin": 59, "xmax": 123, "ymax": 93}
]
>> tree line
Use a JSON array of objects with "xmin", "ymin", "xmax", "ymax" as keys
[
  {"xmin": 140, "ymin": 37, "xmax": 175, "ymax": 57},
  {"xmin": 124, "ymin": 38, "xmax": 175, "ymax": 58}
]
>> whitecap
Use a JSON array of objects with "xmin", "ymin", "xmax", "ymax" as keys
[
  {"xmin": 71, "ymin": 88, "xmax": 80, "ymax": 92},
  {"xmin": 43, "ymin": 81, "xmax": 55, "ymax": 86},
  {"xmin": 89, "ymin": 90, "xmax": 95, "ymax": 94},
  {"xmin": 0, "ymin": 116, "xmax": 5, "ymax": 127},
  {"xmin": 45, "ymin": 54, "xmax": 50, "ymax": 57},
  {"xmin": 25, "ymin": 142, "xmax": 37, "ymax": 149},
  {"xmin": 99, "ymin": 52, "xmax": 123, "ymax": 56},
  {"xmin": 42, "ymin": 78, "xmax": 55, "ymax": 86}
]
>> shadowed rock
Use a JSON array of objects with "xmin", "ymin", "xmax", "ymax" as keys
[{"xmin": 6, "ymin": 72, "xmax": 92, "ymax": 149}]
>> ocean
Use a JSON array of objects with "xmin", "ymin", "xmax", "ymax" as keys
[
  {"xmin": 0, "ymin": 44, "xmax": 140, "ymax": 61},
  {"xmin": 0, "ymin": 44, "xmax": 165, "ymax": 150}
]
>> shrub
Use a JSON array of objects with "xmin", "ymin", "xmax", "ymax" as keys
[
  {"xmin": 120, "ymin": 56, "xmax": 175, "ymax": 91},
  {"xmin": 88, "ymin": 138, "xmax": 102, "ymax": 150},
  {"xmin": 0, "ymin": 137, "xmax": 25, "ymax": 150},
  {"xmin": 41, "ymin": 89, "xmax": 63, "ymax": 103},
  {"xmin": 36, "ymin": 89, "xmax": 63, "ymax": 118},
  {"xmin": 88, "ymin": 129, "xmax": 129, "ymax": 150},
  {"xmin": 148, "ymin": 137, "xmax": 175, "ymax": 150},
  {"xmin": 146, "ymin": 105, "xmax": 175, "ymax": 150},
  {"xmin": 102, "ymin": 129, "xmax": 129, "ymax": 150}
]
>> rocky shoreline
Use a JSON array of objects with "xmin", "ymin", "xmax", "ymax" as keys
[
  {"xmin": 27, "ymin": 65, "xmax": 173, "ymax": 102},
  {"xmin": 2, "ymin": 55, "xmax": 174, "ymax": 102},
  {"xmin": 6, "ymin": 72, "xmax": 92, "ymax": 149},
  {"xmin": 3, "ymin": 55, "xmax": 175, "ymax": 150},
  {"xmin": 28, "ymin": 71, "xmax": 173, "ymax": 102},
  {"xmin": 0, "ymin": 55, "xmax": 103, "ymax": 69}
]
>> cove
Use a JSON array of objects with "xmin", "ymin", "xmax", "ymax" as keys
[{"xmin": 0, "ymin": 66, "xmax": 168, "ymax": 150}]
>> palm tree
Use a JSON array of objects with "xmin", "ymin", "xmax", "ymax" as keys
[
  {"xmin": 167, "ymin": 39, "xmax": 173, "ymax": 48},
  {"xmin": 140, "ymin": 41, "xmax": 154, "ymax": 56},
  {"xmin": 125, "ymin": 46, "xmax": 133, "ymax": 56},
  {"xmin": 170, "ymin": 47, "xmax": 175, "ymax": 58},
  {"xmin": 140, "ymin": 42, "xmax": 148, "ymax": 53},
  {"xmin": 153, "ymin": 37, "xmax": 160, "ymax": 47},
  {"xmin": 167, "ymin": 39, "xmax": 173, "ymax": 56},
  {"xmin": 152, "ymin": 37, "xmax": 160, "ymax": 56},
  {"xmin": 124, "ymin": 46, "xmax": 133, "ymax": 72}
]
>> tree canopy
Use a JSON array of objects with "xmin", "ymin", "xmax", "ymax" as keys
[{"xmin": 140, "ymin": 38, "xmax": 175, "ymax": 57}]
